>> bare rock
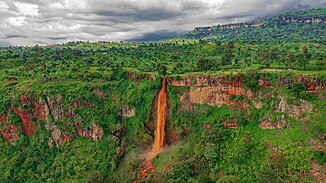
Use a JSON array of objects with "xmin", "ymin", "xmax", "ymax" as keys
[
  {"xmin": 47, "ymin": 94, "xmax": 63, "ymax": 121},
  {"xmin": 90, "ymin": 122, "xmax": 103, "ymax": 142},
  {"xmin": 93, "ymin": 89, "xmax": 105, "ymax": 98},
  {"xmin": 51, "ymin": 125, "xmax": 61, "ymax": 147},
  {"xmin": 259, "ymin": 116, "xmax": 285, "ymax": 129},
  {"xmin": 287, "ymin": 99, "xmax": 313, "ymax": 120},
  {"xmin": 122, "ymin": 106, "xmax": 136, "ymax": 118}
]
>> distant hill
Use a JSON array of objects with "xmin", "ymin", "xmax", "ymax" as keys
[{"xmin": 182, "ymin": 8, "xmax": 326, "ymax": 44}]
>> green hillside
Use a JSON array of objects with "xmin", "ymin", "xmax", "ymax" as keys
[
  {"xmin": 0, "ymin": 8, "xmax": 325, "ymax": 183},
  {"xmin": 183, "ymin": 8, "xmax": 326, "ymax": 44}
]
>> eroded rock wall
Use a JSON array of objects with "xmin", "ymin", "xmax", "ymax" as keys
[{"xmin": 0, "ymin": 94, "xmax": 106, "ymax": 147}]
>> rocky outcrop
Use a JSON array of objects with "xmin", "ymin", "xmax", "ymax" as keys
[
  {"xmin": 284, "ymin": 17, "xmax": 325, "ymax": 24},
  {"xmin": 122, "ymin": 106, "xmax": 136, "ymax": 118},
  {"xmin": 1, "ymin": 124, "xmax": 19, "ymax": 145},
  {"xmin": 259, "ymin": 95, "xmax": 313, "ymax": 129},
  {"xmin": 178, "ymin": 90, "xmax": 194, "ymax": 111},
  {"xmin": 170, "ymin": 75, "xmax": 244, "ymax": 88},
  {"xmin": 258, "ymin": 79, "xmax": 272, "ymax": 88},
  {"xmin": 1, "ymin": 96, "xmax": 40, "ymax": 142},
  {"xmin": 89, "ymin": 123, "xmax": 104, "ymax": 142},
  {"xmin": 288, "ymin": 99, "xmax": 313, "ymax": 120},
  {"xmin": 171, "ymin": 76, "xmax": 249, "ymax": 108},
  {"xmin": 50, "ymin": 126, "xmax": 61, "ymax": 147},
  {"xmin": 0, "ymin": 114, "xmax": 19, "ymax": 145},
  {"xmin": 10, "ymin": 107, "xmax": 34, "ymax": 137},
  {"xmin": 0, "ymin": 92, "xmax": 107, "ymax": 147},
  {"xmin": 275, "ymin": 95, "xmax": 313, "ymax": 120},
  {"xmin": 75, "ymin": 122, "xmax": 104, "ymax": 142},
  {"xmin": 186, "ymin": 86, "xmax": 250, "ymax": 107},
  {"xmin": 171, "ymin": 74, "xmax": 322, "ymax": 111},
  {"xmin": 32, "ymin": 98, "xmax": 48, "ymax": 119},
  {"xmin": 222, "ymin": 121, "xmax": 238, "ymax": 129},
  {"xmin": 297, "ymin": 75, "xmax": 324, "ymax": 91},
  {"xmin": 169, "ymin": 75, "xmax": 316, "ymax": 131},
  {"xmin": 93, "ymin": 89, "xmax": 105, "ymax": 98},
  {"xmin": 48, "ymin": 125, "xmax": 71, "ymax": 147},
  {"xmin": 259, "ymin": 116, "xmax": 285, "ymax": 129},
  {"xmin": 278, "ymin": 75, "xmax": 324, "ymax": 91},
  {"xmin": 192, "ymin": 16, "xmax": 325, "ymax": 33},
  {"xmin": 193, "ymin": 22, "xmax": 265, "ymax": 32},
  {"xmin": 172, "ymin": 74, "xmax": 324, "ymax": 91},
  {"xmin": 46, "ymin": 95, "xmax": 64, "ymax": 121}
]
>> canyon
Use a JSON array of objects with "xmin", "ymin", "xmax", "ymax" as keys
[
  {"xmin": 0, "ymin": 74, "xmax": 324, "ymax": 145},
  {"xmin": 0, "ymin": 73, "xmax": 325, "ymax": 183}
]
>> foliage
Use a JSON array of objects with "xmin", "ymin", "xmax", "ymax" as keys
[
  {"xmin": 0, "ymin": 7, "xmax": 325, "ymax": 183},
  {"xmin": 183, "ymin": 8, "xmax": 326, "ymax": 44},
  {"xmin": 314, "ymin": 150, "xmax": 326, "ymax": 164}
]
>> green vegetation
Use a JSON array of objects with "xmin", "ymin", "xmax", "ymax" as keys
[
  {"xmin": 183, "ymin": 8, "xmax": 326, "ymax": 44},
  {"xmin": 0, "ymin": 8, "xmax": 325, "ymax": 183}
]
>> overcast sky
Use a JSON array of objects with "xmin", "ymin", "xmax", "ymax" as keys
[{"xmin": 0, "ymin": 0, "xmax": 325, "ymax": 46}]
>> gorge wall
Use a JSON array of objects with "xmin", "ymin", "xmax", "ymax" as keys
[
  {"xmin": 0, "ymin": 94, "xmax": 104, "ymax": 146},
  {"xmin": 169, "ymin": 74, "xmax": 323, "ymax": 129},
  {"xmin": 0, "ymin": 73, "xmax": 324, "ymax": 146},
  {"xmin": 169, "ymin": 74, "xmax": 323, "ymax": 107}
]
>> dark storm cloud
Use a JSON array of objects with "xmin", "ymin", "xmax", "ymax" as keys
[
  {"xmin": 211, "ymin": 13, "xmax": 256, "ymax": 22},
  {"xmin": 179, "ymin": 1, "xmax": 210, "ymax": 11},
  {"xmin": 0, "ymin": 0, "xmax": 325, "ymax": 46},
  {"xmin": 46, "ymin": 37, "xmax": 68, "ymax": 40},
  {"xmin": 5, "ymin": 34, "xmax": 29, "ymax": 39},
  {"xmin": 95, "ymin": 6, "xmax": 182, "ymax": 22},
  {"xmin": 127, "ymin": 30, "xmax": 184, "ymax": 42}
]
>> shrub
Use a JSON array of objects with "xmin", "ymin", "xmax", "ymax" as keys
[
  {"xmin": 197, "ymin": 58, "xmax": 217, "ymax": 71},
  {"xmin": 258, "ymin": 167, "xmax": 277, "ymax": 183},
  {"xmin": 86, "ymin": 171, "xmax": 104, "ymax": 183},
  {"xmin": 217, "ymin": 175, "xmax": 241, "ymax": 183},
  {"xmin": 242, "ymin": 69, "xmax": 261, "ymax": 91},
  {"xmin": 314, "ymin": 151, "xmax": 326, "ymax": 164},
  {"xmin": 298, "ymin": 91, "xmax": 312, "ymax": 100},
  {"xmin": 291, "ymin": 83, "xmax": 305, "ymax": 96}
]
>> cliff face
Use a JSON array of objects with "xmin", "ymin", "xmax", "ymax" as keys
[
  {"xmin": 0, "ymin": 94, "xmax": 105, "ymax": 147},
  {"xmin": 170, "ymin": 74, "xmax": 322, "ymax": 128},
  {"xmin": 0, "ymin": 74, "xmax": 323, "ymax": 146},
  {"xmin": 171, "ymin": 75, "xmax": 323, "ymax": 105},
  {"xmin": 193, "ymin": 17, "xmax": 325, "ymax": 32},
  {"xmin": 0, "ymin": 114, "xmax": 19, "ymax": 145},
  {"xmin": 171, "ymin": 76, "xmax": 248, "ymax": 108}
]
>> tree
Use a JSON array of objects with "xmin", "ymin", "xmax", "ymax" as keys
[
  {"xmin": 301, "ymin": 46, "xmax": 311, "ymax": 70},
  {"xmin": 285, "ymin": 52, "xmax": 295, "ymax": 69},
  {"xmin": 196, "ymin": 58, "xmax": 217, "ymax": 71},
  {"xmin": 156, "ymin": 63, "xmax": 167, "ymax": 76},
  {"xmin": 221, "ymin": 42, "xmax": 234, "ymax": 66}
]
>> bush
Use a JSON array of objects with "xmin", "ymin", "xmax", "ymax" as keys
[
  {"xmin": 258, "ymin": 167, "xmax": 277, "ymax": 183},
  {"xmin": 298, "ymin": 91, "xmax": 312, "ymax": 99},
  {"xmin": 195, "ymin": 174, "xmax": 213, "ymax": 183},
  {"xmin": 166, "ymin": 160, "xmax": 195, "ymax": 181},
  {"xmin": 197, "ymin": 58, "xmax": 217, "ymax": 71},
  {"xmin": 242, "ymin": 69, "xmax": 261, "ymax": 91},
  {"xmin": 217, "ymin": 175, "xmax": 241, "ymax": 183},
  {"xmin": 86, "ymin": 171, "xmax": 104, "ymax": 183},
  {"xmin": 314, "ymin": 151, "xmax": 326, "ymax": 164},
  {"xmin": 291, "ymin": 83, "xmax": 305, "ymax": 95}
]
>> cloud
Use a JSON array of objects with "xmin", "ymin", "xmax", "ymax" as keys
[
  {"xmin": 0, "ymin": 0, "xmax": 325, "ymax": 46},
  {"xmin": 127, "ymin": 30, "xmax": 184, "ymax": 42},
  {"xmin": 0, "ymin": 41, "xmax": 11, "ymax": 47},
  {"xmin": 5, "ymin": 34, "xmax": 29, "ymax": 39}
]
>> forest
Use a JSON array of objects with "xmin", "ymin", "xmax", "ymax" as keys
[{"xmin": 0, "ymin": 8, "xmax": 325, "ymax": 183}]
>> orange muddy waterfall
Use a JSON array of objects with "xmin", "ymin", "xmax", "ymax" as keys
[{"xmin": 147, "ymin": 77, "xmax": 167, "ymax": 160}]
